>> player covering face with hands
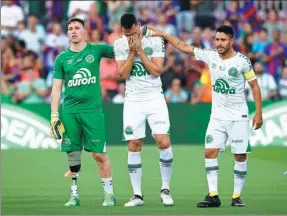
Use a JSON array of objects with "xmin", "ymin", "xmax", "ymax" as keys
[
  {"xmin": 113, "ymin": 13, "xmax": 174, "ymax": 207},
  {"xmin": 146, "ymin": 25, "xmax": 263, "ymax": 207},
  {"xmin": 50, "ymin": 17, "xmax": 116, "ymax": 207}
]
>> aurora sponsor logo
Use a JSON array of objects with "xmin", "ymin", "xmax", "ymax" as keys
[
  {"xmin": 68, "ymin": 68, "xmax": 96, "ymax": 87},
  {"xmin": 212, "ymin": 79, "xmax": 236, "ymax": 94},
  {"xmin": 130, "ymin": 61, "xmax": 150, "ymax": 77},
  {"xmin": 249, "ymin": 101, "xmax": 287, "ymax": 146},
  {"xmin": 1, "ymin": 104, "xmax": 60, "ymax": 149}
]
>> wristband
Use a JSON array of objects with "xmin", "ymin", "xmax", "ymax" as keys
[
  {"xmin": 51, "ymin": 112, "xmax": 59, "ymax": 118},
  {"xmin": 130, "ymin": 51, "xmax": 136, "ymax": 55}
]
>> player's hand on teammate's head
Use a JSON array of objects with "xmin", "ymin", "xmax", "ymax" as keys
[
  {"xmin": 146, "ymin": 26, "xmax": 163, "ymax": 37},
  {"xmin": 252, "ymin": 113, "xmax": 263, "ymax": 130}
]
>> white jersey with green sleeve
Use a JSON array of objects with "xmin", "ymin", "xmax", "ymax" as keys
[
  {"xmin": 194, "ymin": 48, "xmax": 256, "ymax": 121},
  {"xmin": 113, "ymin": 35, "xmax": 165, "ymax": 101}
]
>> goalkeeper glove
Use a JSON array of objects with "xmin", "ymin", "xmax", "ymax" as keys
[{"xmin": 50, "ymin": 112, "xmax": 65, "ymax": 140}]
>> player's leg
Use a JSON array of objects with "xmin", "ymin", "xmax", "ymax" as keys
[
  {"xmin": 123, "ymin": 101, "xmax": 146, "ymax": 207},
  {"xmin": 228, "ymin": 121, "xmax": 249, "ymax": 207},
  {"xmin": 147, "ymin": 97, "xmax": 174, "ymax": 206},
  {"xmin": 197, "ymin": 118, "xmax": 227, "ymax": 208},
  {"xmin": 61, "ymin": 113, "xmax": 83, "ymax": 207},
  {"xmin": 79, "ymin": 111, "xmax": 115, "ymax": 207}
]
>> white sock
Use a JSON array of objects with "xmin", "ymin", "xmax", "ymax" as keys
[
  {"xmin": 233, "ymin": 160, "xmax": 247, "ymax": 198},
  {"xmin": 128, "ymin": 151, "xmax": 142, "ymax": 196},
  {"xmin": 159, "ymin": 146, "xmax": 173, "ymax": 191},
  {"xmin": 71, "ymin": 185, "xmax": 78, "ymax": 197},
  {"xmin": 205, "ymin": 158, "xmax": 219, "ymax": 195},
  {"xmin": 71, "ymin": 173, "xmax": 78, "ymax": 197},
  {"xmin": 101, "ymin": 177, "xmax": 114, "ymax": 194}
]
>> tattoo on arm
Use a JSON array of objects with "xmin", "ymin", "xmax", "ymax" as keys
[{"xmin": 177, "ymin": 40, "xmax": 181, "ymax": 45}]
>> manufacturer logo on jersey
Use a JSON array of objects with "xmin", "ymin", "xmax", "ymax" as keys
[
  {"xmin": 68, "ymin": 68, "xmax": 96, "ymax": 87},
  {"xmin": 211, "ymin": 63, "xmax": 217, "ymax": 69},
  {"xmin": 213, "ymin": 79, "xmax": 236, "ymax": 94},
  {"xmin": 228, "ymin": 67, "xmax": 238, "ymax": 77},
  {"xmin": 85, "ymin": 54, "xmax": 95, "ymax": 63},
  {"xmin": 130, "ymin": 61, "xmax": 150, "ymax": 77},
  {"xmin": 67, "ymin": 59, "xmax": 73, "ymax": 64},
  {"xmin": 125, "ymin": 126, "xmax": 133, "ymax": 135},
  {"xmin": 144, "ymin": 47, "xmax": 153, "ymax": 55},
  {"xmin": 206, "ymin": 135, "xmax": 213, "ymax": 144}
]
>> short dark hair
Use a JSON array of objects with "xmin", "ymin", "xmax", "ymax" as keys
[
  {"xmin": 216, "ymin": 25, "xmax": 234, "ymax": 38},
  {"xmin": 120, "ymin": 13, "xmax": 137, "ymax": 29},
  {"xmin": 67, "ymin": 17, "xmax": 85, "ymax": 28}
]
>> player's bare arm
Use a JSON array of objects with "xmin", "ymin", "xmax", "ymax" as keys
[
  {"xmin": 147, "ymin": 25, "xmax": 195, "ymax": 55},
  {"xmin": 248, "ymin": 79, "xmax": 263, "ymax": 130},
  {"xmin": 51, "ymin": 79, "xmax": 63, "ymax": 113},
  {"xmin": 116, "ymin": 54, "xmax": 135, "ymax": 80},
  {"xmin": 133, "ymin": 34, "xmax": 164, "ymax": 77}
]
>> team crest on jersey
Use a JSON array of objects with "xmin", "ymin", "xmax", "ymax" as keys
[
  {"xmin": 228, "ymin": 67, "xmax": 238, "ymax": 77},
  {"xmin": 206, "ymin": 135, "xmax": 213, "ymax": 144},
  {"xmin": 85, "ymin": 54, "xmax": 95, "ymax": 63},
  {"xmin": 125, "ymin": 126, "xmax": 133, "ymax": 135},
  {"xmin": 144, "ymin": 47, "xmax": 153, "ymax": 55}
]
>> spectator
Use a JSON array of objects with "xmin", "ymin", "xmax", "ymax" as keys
[
  {"xmin": 158, "ymin": 1, "xmax": 180, "ymax": 26},
  {"xmin": 138, "ymin": 7, "xmax": 152, "ymax": 26},
  {"xmin": 164, "ymin": 78, "xmax": 189, "ymax": 103},
  {"xmin": 101, "ymin": 87, "xmax": 111, "ymax": 102},
  {"xmin": 2, "ymin": 46, "xmax": 22, "ymax": 84},
  {"xmin": 112, "ymin": 82, "xmax": 125, "ymax": 104},
  {"xmin": 100, "ymin": 58, "xmax": 119, "ymax": 98},
  {"xmin": 176, "ymin": 0, "xmax": 195, "ymax": 32},
  {"xmin": 107, "ymin": 21, "xmax": 122, "ymax": 45},
  {"xmin": 1, "ymin": 73, "xmax": 14, "ymax": 104},
  {"xmin": 13, "ymin": 65, "xmax": 47, "ymax": 104},
  {"xmin": 19, "ymin": 15, "xmax": 46, "ymax": 54},
  {"xmin": 67, "ymin": 0, "xmax": 94, "ymax": 20},
  {"xmin": 190, "ymin": 65, "xmax": 212, "ymax": 104},
  {"xmin": 13, "ymin": 21, "xmax": 26, "ymax": 39},
  {"xmin": 1, "ymin": 0, "xmax": 24, "ymax": 37},
  {"xmin": 90, "ymin": 29, "xmax": 105, "ymax": 44},
  {"xmin": 263, "ymin": 9, "xmax": 284, "ymax": 41},
  {"xmin": 43, "ymin": 22, "xmax": 69, "ymax": 72},
  {"xmin": 225, "ymin": 1, "xmax": 240, "ymax": 39},
  {"xmin": 263, "ymin": 29, "xmax": 287, "ymax": 82},
  {"xmin": 161, "ymin": 52, "xmax": 185, "ymax": 92},
  {"xmin": 107, "ymin": 1, "xmax": 132, "ymax": 31},
  {"xmin": 86, "ymin": 3, "xmax": 104, "ymax": 34},
  {"xmin": 155, "ymin": 12, "xmax": 177, "ymax": 36},
  {"xmin": 192, "ymin": 0, "xmax": 217, "ymax": 29},
  {"xmin": 279, "ymin": 67, "xmax": 287, "ymax": 99},
  {"xmin": 251, "ymin": 28, "xmax": 270, "ymax": 62},
  {"xmin": 246, "ymin": 62, "xmax": 278, "ymax": 101}
]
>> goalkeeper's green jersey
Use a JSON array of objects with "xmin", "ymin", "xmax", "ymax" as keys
[{"xmin": 53, "ymin": 43, "xmax": 114, "ymax": 113}]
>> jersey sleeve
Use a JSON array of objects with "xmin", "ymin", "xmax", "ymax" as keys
[
  {"xmin": 53, "ymin": 53, "xmax": 64, "ymax": 79},
  {"xmin": 242, "ymin": 56, "xmax": 256, "ymax": 82},
  {"xmin": 97, "ymin": 44, "xmax": 114, "ymax": 58},
  {"xmin": 193, "ymin": 48, "xmax": 214, "ymax": 65},
  {"xmin": 151, "ymin": 36, "xmax": 165, "ymax": 58},
  {"xmin": 113, "ymin": 38, "xmax": 128, "ymax": 61}
]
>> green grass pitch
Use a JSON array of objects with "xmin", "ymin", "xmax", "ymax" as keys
[{"xmin": 2, "ymin": 145, "xmax": 287, "ymax": 215}]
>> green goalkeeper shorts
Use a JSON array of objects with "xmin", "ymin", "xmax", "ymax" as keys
[{"xmin": 60, "ymin": 111, "xmax": 106, "ymax": 153}]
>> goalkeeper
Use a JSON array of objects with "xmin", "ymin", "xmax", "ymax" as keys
[{"xmin": 50, "ymin": 17, "xmax": 116, "ymax": 207}]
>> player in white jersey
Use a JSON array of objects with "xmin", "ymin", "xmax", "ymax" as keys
[
  {"xmin": 147, "ymin": 25, "xmax": 263, "ymax": 207},
  {"xmin": 114, "ymin": 14, "xmax": 174, "ymax": 207}
]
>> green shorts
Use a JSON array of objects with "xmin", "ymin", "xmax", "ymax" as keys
[{"xmin": 60, "ymin": 111, "xmax": 106, "ymax": 153}]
